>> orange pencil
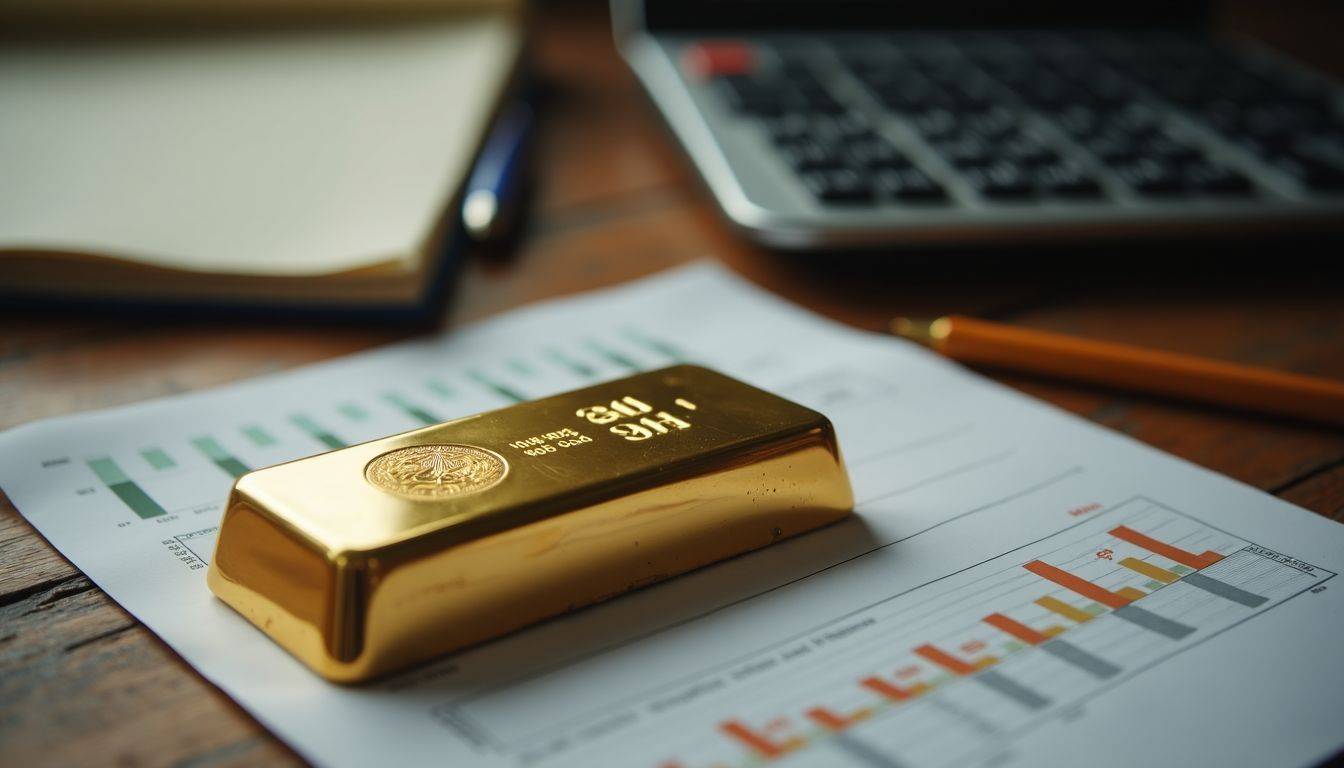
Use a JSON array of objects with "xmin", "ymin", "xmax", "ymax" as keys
[{"xmin": 891, "ymin": 316, "xmax": 1344, "ymax": 428}]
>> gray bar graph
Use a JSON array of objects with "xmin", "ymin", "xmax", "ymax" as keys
[
  {"xmin": 1041, "ymin": 640, "xmax": 1122, "ymax": 679},
  {"xmin": 1113, "ymin": 605, "xmax": 1197, "ymax": 640},
  {"xmin": 831, "ymin": 732, "xmax": 906, "ymax": 768},
  {"xmin": 1183, "ymin": 573, "xmax": 1269, "ymax": 608},
  {"xmin": 975, "ymin": 670, "xmax": 1051, "ymax": 710}
]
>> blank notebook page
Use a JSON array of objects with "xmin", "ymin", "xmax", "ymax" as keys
[{"xmin": 0, "ymin": 13, "xmax": 518, "ymax": 276}]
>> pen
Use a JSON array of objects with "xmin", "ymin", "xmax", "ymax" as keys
[
  {"xmin": 892, "ymin": 315, "xmax": 1344, "ymax": 427},
  {"xmin": 461, "ymin": 98, "xmax": 534, "ymax": 243}
]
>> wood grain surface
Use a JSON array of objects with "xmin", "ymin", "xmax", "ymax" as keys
[{"xmin": 2, "ymin": 4, "xmax": 1342, "ymax": 766}]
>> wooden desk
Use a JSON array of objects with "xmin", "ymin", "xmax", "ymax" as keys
[{"xmin": 2, "ymin": 6, "xmax": 1342, "ymax": 765}]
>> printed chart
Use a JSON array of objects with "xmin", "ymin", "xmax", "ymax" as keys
[
  {"xmin": 6, "ymin": 266, "xmax": 1342, "ymax": 768},
  {"xmin": 442, "ymin": 498, "xmax": 1332, "ymax": 768}
]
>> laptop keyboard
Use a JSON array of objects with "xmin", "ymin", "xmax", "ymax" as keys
[{"xmin": 707, "ymin": 31, "xmax": 1344, "ymax": 207}]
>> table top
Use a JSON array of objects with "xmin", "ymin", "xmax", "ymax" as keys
[{"xmin": 2, "ymin": 4, "xmax": 1342, "ymax": 765}]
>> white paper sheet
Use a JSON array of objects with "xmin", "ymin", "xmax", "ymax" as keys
[{"xmin": 3, "ymin": 263, "xmax": 1342, "ymax": 768}]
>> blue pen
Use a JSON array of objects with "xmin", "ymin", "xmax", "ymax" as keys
[{"xmin": 461, "ymin": 99, "xmax": 534, "ymax": 243}]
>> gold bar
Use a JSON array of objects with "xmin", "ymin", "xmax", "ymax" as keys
[{"xmin": 207, "ymin": 365, "xmax": 853, "ymax": 682}]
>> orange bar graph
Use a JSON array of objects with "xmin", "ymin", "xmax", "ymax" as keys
[
  {"xmin": 1119, "ymin": 557, "xmax": 1180, "ymax": 583},
  {"xmin": 915, "ymin": 643, "xmax": 978, "ymax": 676},
  {"xmin": 1035, "ymin": 596, "xmax": 1094, "ymax": 624},
  {"xmin": 719, "ymin": 720, "xmax": 804, "ymax": 760},
  {"xmin": 983, "ymin": 612, "xmax": 1050, "ymax": 645},
  {"xmin": 1024, "ymin": 560, "xmax": 1133, "ymax": 609},
  {"xmin": 861, "ymin": 676, "xmax": 919, "ymax": 701},
  {"xmin": 1117, "ymin": 586, "xmax": 1147, "ymax": 601},
  {"xmin": 1110, "ymin": 525, "xmax": 1223, "ymax": 569},
  {"xmin": 806, "ymin": 706, "xmax": 872, "ymax": 731}
]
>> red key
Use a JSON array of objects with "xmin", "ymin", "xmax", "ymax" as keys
[{"xmin": 682, "ymin": 40, "xmax": 757, "ymax": 79}]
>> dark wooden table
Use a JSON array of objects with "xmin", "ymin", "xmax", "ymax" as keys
[{"xmin": 3, "ymin": 4, "xmax": 1342, "ymax": 765}]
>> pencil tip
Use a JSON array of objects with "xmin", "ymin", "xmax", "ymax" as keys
[{"xmin": 890, "ymin": 317, "xmax": 943, "ymax": 347}]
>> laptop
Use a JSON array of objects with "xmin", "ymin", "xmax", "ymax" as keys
[{"xmin": 613, "ymin": 1, "xmax": 1344, "ymax": 249}]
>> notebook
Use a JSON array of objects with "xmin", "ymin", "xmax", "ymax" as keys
[{"xmin": 0, "ymin": 5, "xmax": 522, "ymax": 316}]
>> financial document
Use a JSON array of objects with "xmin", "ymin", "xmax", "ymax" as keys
[{"xmin": 2, "ymin": 264, "xmax": 1342, "ymax": 768}]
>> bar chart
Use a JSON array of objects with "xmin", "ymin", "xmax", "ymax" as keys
[
  {"xmin": 74, "ymin": 327, "xmax": 690, "ymax": 531},
  {"xmin": 10, "ymin": 265, "xmax": 1344, "ymax": 768},
  {"xmin": 448, "ymin": 497, "xmax": 1333, "ymax": 768}
]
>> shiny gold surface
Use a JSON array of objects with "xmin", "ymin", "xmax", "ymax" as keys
[{"xmin": 207, "ymin": 365, "xmax": 854, "ymax": 682}]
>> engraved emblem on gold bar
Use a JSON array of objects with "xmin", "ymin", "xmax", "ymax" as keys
[
  {"xmin": 364, "ymin": 444, "xmax": 508, "ymax": 499},
  {"xmin": 207, "ymin": 365, "xmax": 853, "ymax": 682}
]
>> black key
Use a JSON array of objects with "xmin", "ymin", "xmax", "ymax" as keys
[
  {"xmin": 908, "ymin": 108, "xmax": 960, "ymax": 139},
  {"xmin": 932, "ymin": 135, "xmax": 994, "ymax": 168},
  {"xmin": 778, "ymin": 140, "xmax": 845, "ymax": 172},
  {"xmin": 715, "ymin": 76, "xmax": 787, "ymax": 116},
  {"xmin": 1184, "ymin": 162, "xmax": 1253, "ymax": 195},
  {"xmin": 802, "ymin": 93, "xmax": 848, "ymax": 116},
  {"xmin": 876, "ymin": 78, "xmax": 954, "ymax": 113},
  {"xmin": 1001, "ymin": 134, "xmax": 1058, "ymax": 166},
  {"xmin": 1108, "ymin": 102, "xmax": 1164, "ymax": 137},
  {"xmin": 1198, "ymin": 99, "xmax": 1244, "ymax": 134},
  {"xmin": 1056, "ymin": 104, "xmax": 1104, "ymax": 138},
  {"xmin": 811, "ymin": 112, "xmax": 873, "ymax": 143},
  {"xmin": 1114, "ymin": 158, "xmax": 1185, "ymax": 195},
  {"xmin": 761, "ymin": 113, "xmax": 812, "ymax": 145},
  {"xmin": 801, "ymin": 168, "xmax": 875, "ymax": 203},
  {"xmin": 1243, "ymin": 103, "xmax": 1329, "ymax": 137},
  {"xmin": 1035, "ymin": 163, "xmax": 1103, "ymax": 197},
  {"xmin": 1085, "ymin": 70, "xmax": 1134, "ymax": 105},
  {"xmin": 1142, "ymin": 135, "xmax": 1203, "ymax": 165},
  {"xmin": 874, "ymin": 167, "xmax": 947, "ymax": 202},
  {"xmin": 961, "ymin": 107, "xmax": 1019, "ymax": 139},
  {"xmin": 922, "ymin": 62, "xmax": 981, "ymax": 87},
  {"xmin": 1277, "ymin": 157, "xmax": 1344, "ymax": 192},
  {"xmin": 846, "ymin": 137, "xmax": 911, "ymax": 169},
  {"xmin": 839, "ymin": 48, "xmax": 899, "ymax": 76},
  {"xmin": 1083, "ymin": 133, "xmax": 1139, "ymax": 164},
  {"xmin": 1016, "ymin": 73, "xmax": 1084, "ymax": 109},
  {"xmin": 951, "ymin": 76, "xmax": 1001, "ymax": 109},
  {"xmin": 963, "ymin": 161, "xmax": 1035, "ymax": 199}
]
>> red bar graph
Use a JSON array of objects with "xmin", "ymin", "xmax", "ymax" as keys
[
  {"xmin": 983, "ymin": 612, "xmax": 1050, "ymax": 645},
  {"xmin": 1024, "ymin": 560, "xmax": 1133, "ymax": 609},
  {"xmin": 719, "ymin": 720, "xmax": 804, "ymax": 759},
  {"xmin": 914, "ymin": 643, "xmax": 978, "ymax": 676},
  {"xmin": 1109, "ymin": 525, "xmax": 1223, "ymax": 569}
]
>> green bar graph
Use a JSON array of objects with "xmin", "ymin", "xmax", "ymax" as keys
[
  {"xmin": 545, "ymin": 348, "xmax": 596, "ymax": 378},
  {"xmin": 506, "ymin": 358, "xmax": 536, "ymax": 377},
  {"xmin": 384, "ymin": 393, "xmax": 438, "ymax": 425},
  {"xmin": 623, "ymin": 327, "xmax": 686, "ymax": 361},
  {"xmin": 140, "ymin": 447, "xmax": 176, "ymax": 470},
  {"xmin": 88, "ymin": 458, "xmax": 166, "ymax": 519},
  {"xmin": 338, "ymin": 402, "xmax": 369, "ymax": 421},
  {"xmin": 191, "ymin": 437, "xmax": 250, "ymax": 478},
  {"xmin": 427, "ymin": 378, "xmax": 456, "ymax": 398},
  {"xmin": 584, "ymin": 339, "xmax": 641, "ymax": 372},
  {"xmin": 242, "ymin": 424, "xmax": 276, "ymax": 447},
  {"xmin": 291, "ymin": 414, "xmax": 345, "ymax": 449},
  {"xmin": 466, "ymin": 369, "xmax": 526, "ymax": 403}
]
